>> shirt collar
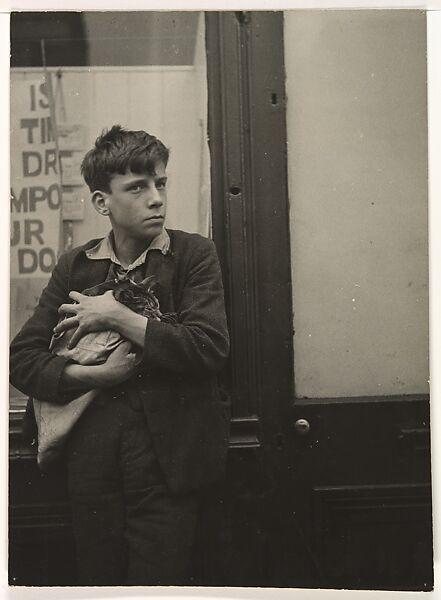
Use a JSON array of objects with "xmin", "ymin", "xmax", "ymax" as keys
[{"xmin": 85, "ymin": 228, "xmax": 170, "ymax": 271}]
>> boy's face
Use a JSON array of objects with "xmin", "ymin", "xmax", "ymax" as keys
[{"xmin": 103, "ymin": 162, "xmax": 167, "ymax": 243}]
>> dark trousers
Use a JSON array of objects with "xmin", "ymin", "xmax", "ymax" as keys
[{"xmin": 65, "ymin": 395, "xmax": 199, "ymax": 586}]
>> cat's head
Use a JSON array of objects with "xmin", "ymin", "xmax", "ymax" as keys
[
  {"xmin": 113, "ymin": 276, "xmax": 161, "ymax": 318},
  {"xmin": 83, "ymin": 275, "xmax": 162, "ymax": 319}
]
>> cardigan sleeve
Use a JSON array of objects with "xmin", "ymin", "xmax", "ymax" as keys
[
  {"xmin": 141, "ymin": 238, "xmax": 230, "ymax": 377},
  {"xmin": 9, "ymin": 252, "xmax": 73, "ymax": 404}
]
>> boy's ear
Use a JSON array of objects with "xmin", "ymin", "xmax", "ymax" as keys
[{"xmin": 91, "ymin": 190, "xmax": 110, "ymax": 216}]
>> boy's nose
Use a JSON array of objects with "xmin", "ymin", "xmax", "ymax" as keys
[{"xmin": 147, "ymin": 188, "xmax": 163, "ymax": 207}]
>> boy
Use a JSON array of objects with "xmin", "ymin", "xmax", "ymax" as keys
[{"xmin": 10, "ymin": 125, "xmax": 230, "ymax": 585}]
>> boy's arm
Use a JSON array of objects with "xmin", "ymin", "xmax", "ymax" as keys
[
  {"xmin": 60, "ymin": 341, "xmax": 138, "ymax": 394},
  {"xmin": 139, "ymin": 237, "xmax": 229, "ymax": 377},
  {"xmin": 9, "ymin": 253, "xmax": 136, "ymax": 403},
  {"xmin": 10, "ymin": 252, "xmax": 73, "ymax": 403}
]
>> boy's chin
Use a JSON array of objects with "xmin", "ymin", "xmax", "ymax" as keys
[
  {"xmin": 145, "ymin": 222, "xmax": 165, "ymax": 235},
  {"xmin": 138, "ymin": 223, "xmax": 165, "ymax": 239}
]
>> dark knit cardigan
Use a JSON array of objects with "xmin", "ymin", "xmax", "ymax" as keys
[{"xmin": 10, "ymin": 229, "xmax": 231, "ymax": 493}]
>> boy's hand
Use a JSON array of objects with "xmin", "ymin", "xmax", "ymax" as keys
[
  {"xmin": 92, "ymin": 341, "xmax": 139, "ymax": 387},
  {"xmin": 61, "ymin": 340, "xmax": 139, "ymax": 391},
  {"xmin": 55, "ymin": 290, "xmax": 125, "ymax": 349}
]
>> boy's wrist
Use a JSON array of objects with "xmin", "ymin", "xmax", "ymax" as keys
[
  {"xmin": 110, "ymin": 307, "xmax": 149, "ymax": 349},
  {"xmin": 107, "ymin": 301, "xmax": 133, "ymax": 332}
]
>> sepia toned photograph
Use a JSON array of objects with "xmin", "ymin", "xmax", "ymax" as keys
[{"xmin": 8, "ymin": 8, "xmax": 433, "ymax": 591}]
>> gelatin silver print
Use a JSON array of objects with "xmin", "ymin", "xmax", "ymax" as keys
[{"xmin": 9, "ymin": 9, "xmax": 433, "ymax": 590}]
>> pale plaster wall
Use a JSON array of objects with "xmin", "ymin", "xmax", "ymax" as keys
[{"xmin": 284, "ymin": 10, "xmax": 429, "ymax": 397}]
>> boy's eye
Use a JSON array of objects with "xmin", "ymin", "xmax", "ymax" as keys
[
  {"xmin": 156, "ymin": 181, "xmax": 167, "ymax": 190},
  {"xmin": 130, "ymin": 184, "xmax": 143, "ymax": 193}
]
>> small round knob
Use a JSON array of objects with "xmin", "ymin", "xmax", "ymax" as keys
[{"xmin": 294, "ymin": 418, "xmax": 311, "ymax": 435}]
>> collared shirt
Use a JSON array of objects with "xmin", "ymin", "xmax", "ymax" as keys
[{"xmin": 85, "ymin": 228, "xmax": 170, "ymax": 282}]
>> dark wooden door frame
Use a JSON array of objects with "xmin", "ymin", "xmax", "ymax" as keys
[{"xmin": 206, "ymin": 12, "xmax": 294, "ymax": 459}]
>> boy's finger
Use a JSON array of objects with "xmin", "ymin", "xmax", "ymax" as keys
[
  {"xmin": 58, "ymin": 302, "xmax": 78, "ymax": 315},
  {"xmin": 67, "ymin": 326, "xmax": 85, "ymax": 349},
  {"xmin": 53, "ymin": 316, "xmax": 78, "ymax": 335},
  {"xmin": 69, "ymin": 291, "xmax": 84, "ymax": 302}
]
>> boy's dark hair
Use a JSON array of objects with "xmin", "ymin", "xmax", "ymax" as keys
[{"xmin": 81, "ymin": 125, "xmax": 169, "ymax": 192}]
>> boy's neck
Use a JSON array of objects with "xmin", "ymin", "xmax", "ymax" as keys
[{"xmin": 111, "ymin": 231, "xmax": 155, "ymax": 268}]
